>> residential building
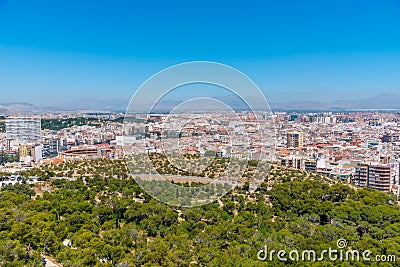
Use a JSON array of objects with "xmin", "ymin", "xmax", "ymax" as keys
[
  {"xmin": 354, "ymin": 163, "xmax": 393, "ymax": 192},
  {"xmin": 287, "ymin": 131, "xmax": 304, "ymax": 148},
  {"xmin": 6, "ymin": 116, "xmax": 41, "ymax": 147}
]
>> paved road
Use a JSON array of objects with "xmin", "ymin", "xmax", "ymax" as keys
[
  {"xmin": 44, "ymin": 256, "xmax": 59, "ymax": 267},
  {"xmin": 131, "ymin": 173, "xmax": 244, "ymax": 186}
]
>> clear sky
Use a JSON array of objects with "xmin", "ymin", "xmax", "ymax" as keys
[{"xmin": 0, "ymin": 0, "xmax": 400, "ymax": 107}]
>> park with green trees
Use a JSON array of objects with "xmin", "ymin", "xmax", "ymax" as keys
[{"xmin": 0, "ymin": 161, "xmax": 399, "ymax": 266}]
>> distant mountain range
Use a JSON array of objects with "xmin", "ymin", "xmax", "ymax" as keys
[
  {"xmin": 270, "ymin": 93, "xmax": 400, "ymax": 111},
  {"xmin": 0, "ymin": 100, "xmax": 129, "ymax": 115},
  {"xmin": 1, "ymin": 93, "xmax": 399, "ymax": 114},
  {"xmin": 0, "ymin": 103, "xmax": 45, "ymax": 115}
]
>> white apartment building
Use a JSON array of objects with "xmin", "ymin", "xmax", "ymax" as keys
[{"xmin": 6, "ymin": 116, "xmax": 41, "ymax": 148}]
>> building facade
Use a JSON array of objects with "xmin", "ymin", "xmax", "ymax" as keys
[
  {"xmin": 354, "ymin": 163, "xmax": 393, "ymax": 192},
  {"xmin": 6, "ymin": 116, "xmax": 41, "ymax": 147},
  {"xmin": 287, "ymin": 131, "xmax": 304, "ymax": 148}
]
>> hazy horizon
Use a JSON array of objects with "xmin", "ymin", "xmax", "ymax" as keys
[
  {"xmin": 1, "ymin": 91, "xmax": 399, "ymax": 107},
  {"xmin": 2, "ymin": 91, "xmax": 400, "ymax": 113}
]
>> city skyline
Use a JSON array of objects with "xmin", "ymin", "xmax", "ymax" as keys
[
  {"xmin": 1, "ymin": 0, "xmax": 400, "ymax": 106},
  {"xmin": 1, "ymin": 2, "xmax": 400, "ymax": 266}
]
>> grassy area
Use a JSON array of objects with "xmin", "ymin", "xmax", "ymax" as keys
[{"xmin": 22, "ymin": 155, "xmax": 331, "ymax": 185}]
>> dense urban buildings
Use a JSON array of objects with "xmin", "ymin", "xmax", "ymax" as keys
[{"xmin": 1, "ymin": 111, "xmax": 400, "ymax": 194}]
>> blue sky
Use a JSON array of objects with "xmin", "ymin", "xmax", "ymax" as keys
[{"xmin": 0, "ymin": 0, "xmax": 400, "ymax": 107}]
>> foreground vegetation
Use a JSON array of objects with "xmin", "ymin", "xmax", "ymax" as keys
[{"xmin": 0, "ymin": 164, "xmax": 399, "ymax": 266}]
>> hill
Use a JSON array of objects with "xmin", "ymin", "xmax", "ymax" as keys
[{"xmin": 0, "ymin": 163, "xmax": 399, "ymax": 266}]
